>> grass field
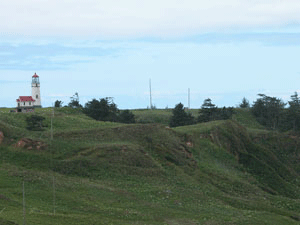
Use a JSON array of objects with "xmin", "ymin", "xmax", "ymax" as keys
[{"xmin": 0, "ymin": 107, "xmax": 300, "ymax": 224}]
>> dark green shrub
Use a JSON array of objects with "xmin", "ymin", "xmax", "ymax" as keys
[
  {"xmin": 119, "ymin": 110, "xmax": 135, "ymax": 123},
  {"xmin": 26, "ymin": 115, "xmax": 46, "ymax": 131}
]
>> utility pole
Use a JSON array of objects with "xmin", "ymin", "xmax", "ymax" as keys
[
  {"xmin": 51, "ymin": 107, "xmax": 53, "ymax": 140},
  {"xmin": 149, "ymin": 79, "xmax": 152, "ymax": 110},
  {"xmin": 52, "ymin": 173, "xmax": 55, "ymax": 215},
  {"xmin": 51, "ymin": 104, "xmax": 56, "ymax": 216},
  {"xmin": 188, "ymin": 88, "xmax": 190, "ymax": 110}
]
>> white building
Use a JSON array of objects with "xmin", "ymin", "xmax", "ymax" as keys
[
  {"xmin": 16, "ymin": 73, "xmax": 42, "ymax": 112},
  {"xmin": 16, "ymin": 96, "xmax": 35, "ymax": 112}
]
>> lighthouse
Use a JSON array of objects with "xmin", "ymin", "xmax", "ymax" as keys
[{"xmin": 31, "ymin": 73, "xmax": 42, "ymax": 107}]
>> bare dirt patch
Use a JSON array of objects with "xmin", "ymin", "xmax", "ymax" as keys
[{"xmin": 14, "ymin": 138, "xmax": 48, "ymax": 150}]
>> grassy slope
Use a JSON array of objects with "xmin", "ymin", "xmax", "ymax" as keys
[
  {"xmin": 132, "ymin": 109, "xmax": 198, "ymax": 126},
  {"xmin": 133, "ymin": 109, "xmax": 172, "ymax": 125},
  {"xmin": 0, "ymin": 108, "xmax": 300, "ymax": 224}
]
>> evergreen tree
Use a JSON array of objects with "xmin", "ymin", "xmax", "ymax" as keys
[
  {"xmin": 219, "ymin": 106, "xmax": 234, "ymax": 120},
  {"xmin": 198, "ymin": 98, "xmax": 234, "ymax": 122},
  {"xmin": 54, "ymin": 100, "xmax": 63, "ymax": 108},
  {"xmin": 287, "ymin": 92, "xmax": 300, "ymax": 131},
  {"xmin": 84, "ymin": 97, "xmax": 118, "ymax": 122},
  {"xmin": 68, "ymin": 92, "xmax": 82, "ymax": 108},
  {"xmin": 198, "ymin": 98, "xmax": 217, "ymax": 122},
  {"xmin": 252, "ymin": 94, "xmax": 286, "ymax": 130},
  {"xmin": 170, "ymin": 103, "xmax": 195, "ymax": 127},
  {"xmin": 239, "ymin": 97, "xmax": 250, "ymax": 108}
]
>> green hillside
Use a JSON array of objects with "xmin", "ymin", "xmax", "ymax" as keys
[{"xmin": 0, "ymin": 108, "xmax": 300, "ymax": 224}]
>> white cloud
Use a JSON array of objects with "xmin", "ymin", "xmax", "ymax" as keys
[{"xmin": 1, "ymin": 0, "xmax": 300, "ymax": 38}]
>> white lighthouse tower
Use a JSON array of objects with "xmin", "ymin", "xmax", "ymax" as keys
[{"xmin": 31, "ymin": 73, "xmax": 42, "ymax": 107}]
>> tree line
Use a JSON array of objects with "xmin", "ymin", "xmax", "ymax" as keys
[
  {"xmin": 251, "ymin": 92, "xmax": 300, "ymax": 131},
  {"xmin": 170, "ymin": 98, "xmax": 234, "ymax": 127},
  {"xmin": 49, "ymin": 91, "xmax": 300, "ymax": 132},
  {"xmin": 55, "ymin": 93, "xmax": 135, "ymax": 124},
  {"xmin": 170, "ymin": 92, "xmax": 300, "ymax": 132}
]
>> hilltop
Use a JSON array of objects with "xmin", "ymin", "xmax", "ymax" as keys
[{"xmin": 0, "ymin": 107, "xmax": 300, "ymax": 224}]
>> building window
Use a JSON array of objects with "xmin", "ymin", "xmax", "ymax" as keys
[
  {"xmin": 36, "ymin": 95, "xmax": 38, "ymax": 99},
  {"xmin": 23, "ymin": 102, "xmax": 25, "ymax": 106},
  {"xmin": 18, "ymin": 103, "xmax": 20, "ymax": 107},
  {"xmin": 29, "ymin": 102, "xmax": 31, "ymax": 105}
]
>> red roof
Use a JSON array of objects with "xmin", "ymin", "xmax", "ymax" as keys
[
  {"xmin": 17, "ymin": 96, "xmax": 35, "ymax": 102},
  {"xmin": 32, "ymin": 73, "xmax": 39, "ymax": 78}
]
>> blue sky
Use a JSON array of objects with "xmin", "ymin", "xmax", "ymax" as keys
[{"xmin": 1, "ymin": 1, "xmax": 300, "ymax": 109}]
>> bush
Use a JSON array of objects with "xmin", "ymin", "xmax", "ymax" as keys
[
  {"xmin": 119, "ymin": 110, "xmax": 135, "ymax": 123},
  {"xmin": 26, "ymin": 115, "xmax": 46, "ymax": 131},
  {"xmin": 83, "ymin": 98, "xmax": 118, "ymax": 122}
]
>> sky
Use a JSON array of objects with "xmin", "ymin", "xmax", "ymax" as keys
[{"xmin": 1, "ymin": 0, "xmax": 300, "ymax": 109}]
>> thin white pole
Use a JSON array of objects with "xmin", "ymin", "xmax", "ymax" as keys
[
  {"xmin": 0, "ymin": 208, "xmax": 5, "ymax": 214},
  {"xmin": 188, "ymin": 88, "xmax": 190, "ymax": 109},
  {"xmin": 149, "ymin": 79, "xmax": 152, "ymax": 110},
  {"xmin": 52, "ymin": 175, "xmax": 55, "ymax": 215},
  {"xmin": 23, "ymin": 179, "xmax": 26, "ymax": 225},
  {"xmin": 51, "ymin": 104, "xmax": 56, "ymax": 215}
]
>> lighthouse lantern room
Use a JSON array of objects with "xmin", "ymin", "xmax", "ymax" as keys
[{"xmin": 32, "ymin": 73, "xmax": 40, "ymax": 85}]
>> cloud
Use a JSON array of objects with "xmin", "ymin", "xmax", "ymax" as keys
[
  {"xmin": 0, "ymin": 42, "xmax": 118, "ymax": 70},
  {"xmin": 1, "ymin": 0, "xmax": 300, "ymax": 38},
  {"xmin": 182, "ymin": 32, "xmax": 300, "ymax": 46},
  {"xmin": 0, "ymin": 80, "xmax": 27, "ymax": 84}
]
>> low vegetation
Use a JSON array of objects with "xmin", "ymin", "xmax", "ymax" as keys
[
  {"xmin": 0, "ymin": 104, "xmax": 300, "ymax": 224},
  {"xmin": 26, "ymin": 115, "xmax": 47, "ymax": 131}
]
